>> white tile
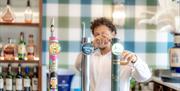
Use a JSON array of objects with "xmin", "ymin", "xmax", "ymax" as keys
[
  {"xmin": 135, "ymin": 6, "xmax": 147, "ymax": 18},
  {"xmin": 103, "ymin": 5, "xmax": 112, "ymax": 18},
  {"xmin": 116, "ymin": 28, "xmax": 125, "ymax": 42},
  {"xmin": 156, "ymin": 31, "xmax": 168, "ymax": 42},
  {"xmin": 136, "ymin": 53, "xmax": 147, "ymax": 63},
  {"xmin": 134, "ymin": 29, "xmax": 146, "ymax": 41},
  {"xmin": 69, "ymin": 4, "xmax": 81, "ymax": 17},
  {"xmin": 91, "ymin": 5, "xmax": 103, "ymax": 17},
  {"xmin": 156, "ymin": 53, "xmax": 169, "ymax": 69},
  {"xmin": 68, "ymin": 52, "xmax": 80, "ymax": 66},
  {"xmin": 46, "ymin": 4, "xmax": 59, "ymax": 17},
  {"xmin": 68, "ymin": 28, "xmax": 81, "ymax": 41}
]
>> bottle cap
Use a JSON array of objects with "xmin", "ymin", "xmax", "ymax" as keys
[
  {"xmin": 29, "ymin": 34, "xmax": 33, "ymax": 38},
  {"xmin": 25, "ymin": 66, "xmax": 30, "ymax": 74},
  {"xmin": 27, "ymin": 0, "xmax": 30, "ymax": 7},
  {"xmin": 7, "ymin": 0, "xmax": 10, "ymax": 5}
]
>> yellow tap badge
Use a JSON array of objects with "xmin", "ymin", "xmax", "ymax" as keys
[
  {"xmin": 50, "ymin": 77, "xmax": 57, "ymax": 89},
  {"xmin": 49, "ymin": 42, "xmax": 61, "ymax": 55}
]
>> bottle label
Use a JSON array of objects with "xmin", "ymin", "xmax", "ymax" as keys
[
  {"xmin": 27, "ymin": 46, "xmax": 34, "ymax": 54},
  {"xmin": 0, "ymin": 79, "xmax": 3, "ymax": 88},
  {"xmin": 32, "ymin": 78, "xmax": 38, "ymax": 90},
  {"xmin": 170, "ymin": 48, "xmax": 180, "ymax": 67},
  {"xmin": 18, "ymin": 44, "xmax": 26, "ymax": 54},
  {"xmin": 175, "ymin": 36, "xmax": 180, "ymax": 44},
  {"xmin": 6, "ymin": 78, "xmax": 12, "ymax": 90},
  {"xmin": 24, "ymin": 79, "xmax": 30, "ymax": 87},
  {"xmin": 16, "ymin": 78, "xmax": 23, "ymax": 90}
]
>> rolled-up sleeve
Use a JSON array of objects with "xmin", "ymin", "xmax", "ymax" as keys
[{"xmin": 131, "ymin": 56, "xmax": 152, "ymax": 82}]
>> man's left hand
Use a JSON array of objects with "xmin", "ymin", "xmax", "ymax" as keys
[{"xmin": 121, "ymin": 51, "xmax": 137, "ymax": 64}]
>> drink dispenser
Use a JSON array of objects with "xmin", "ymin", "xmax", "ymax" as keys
[
  {"xmin": 49, "ymin": 18, "xmax": 61, "ymax": 91},
  {"xmin": 111, "ymin": 37, "xmax": 124, "ymax": 91},
  {"xmin": 80, "ymin": 22, "xmax": 94, "ymax": 91}
]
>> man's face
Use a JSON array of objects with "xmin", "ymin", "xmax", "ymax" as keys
[{"xmin": 93, "ymin": 25, "xmax": 115, "ymax": 49}]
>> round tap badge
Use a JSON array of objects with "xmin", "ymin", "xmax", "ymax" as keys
[
  {"xmin": 49, "ymin": 42, "xmax": 61, "ymax": 55},
  {"xmin": 112, "ymin": 43, "xmax": 124, "ymax": 55},
  {"xmin": 82, "ymin": 43, "xmax": 94, "ymax": 55}
]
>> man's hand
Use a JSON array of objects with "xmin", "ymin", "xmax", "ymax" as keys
[
  {"xmin": 121, "ymin": 51, "xmax": 137, "ymax": 65},
  {"xmin": 92, "ymin": 34, "xmax": 111, "ymax": 48}
]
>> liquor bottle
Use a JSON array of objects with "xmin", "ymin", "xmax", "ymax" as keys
[
  {"xmin": 1, "ymin": 0, "xmax": 15, "ymax": 22},
  {"xmin": 18, "ymin": 32, "xmax": 26, "ymax": 60},
  {"xmin": 12, "ymin": 74, "xmax": 16, "ymax": 91},
  {"xmin": 0, "ymin": 66, "xmax": 4, "ymax": 91},
  {"xmin": 6, "ymin": 64, "xmax": 13, "ymax": 91},
  {"xmin": 3, "ymin": 38, "xmax": 17, "ymax": 60},
  {"xmin": 24, "ymin": 0, "xmax": 33, "ymax": 23},
  {"xmin": 32, "ymin": 66, "xmax": 38, "ymax": 91},
  {"xmin": 15, "ymin": 64, "xmax": 23, "ymax": 91},
  {"xmin": 23, "ymin": 67, "xmax": 30, "ymax": 91},
  {"xmin": 27, "ymin": 34, "xmax": 35, "ymax": 60},
  {"xmin": 170, "ymin": 33, "xmax": 180, "ymax": 73}
]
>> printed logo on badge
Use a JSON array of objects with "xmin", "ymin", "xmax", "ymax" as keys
[
  {"xmin": 112, "ymin": 43, "xmax": 124, "ymax": 55},
  {"xmin": 49, "ymin": 42, "xmax": 61, "ymax": 55},
  {"xmin": 82, "ymin": 43, "xmax": 94, "ymax": 55},
  {"xmin": 50, "ymin": 77, "xmax": 57, "ymax": 89}
]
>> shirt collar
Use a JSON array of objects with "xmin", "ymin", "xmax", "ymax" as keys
[{"xmin": 94, "ymin": 49, "xmax": 111, "ymax": 56}]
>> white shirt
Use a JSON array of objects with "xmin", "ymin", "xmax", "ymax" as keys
[{"xmin": 75, "ymin": 50, "xmax": 151, "ymax": 91}]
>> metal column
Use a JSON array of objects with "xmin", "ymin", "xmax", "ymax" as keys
[
  {"xmin": 111, "ymin": 37, "xmax": 124, "ymax": 91},
  {"xmin": 81, "ymin": 22, "xmax": 94, "ymax": 91}
]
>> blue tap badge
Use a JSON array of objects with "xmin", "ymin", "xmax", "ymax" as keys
[{"xmin": 82, "ymin": 43, "xmax": 94, "ymax": 55}]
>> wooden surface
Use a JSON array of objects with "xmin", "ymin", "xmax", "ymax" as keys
[
  {"xmin": 152, "ymin": 76, "xmax": 180, "ymax": 91},
  {"xmin": 0, "ymin": 22, "xmax": 39, "ymax": 26},
  {"xmin": 0, "ymin": 60, "xmax": 39, "ymax": 63}
]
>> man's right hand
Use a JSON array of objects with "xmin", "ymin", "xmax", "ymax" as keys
[{"xmin": 92, "ymin": 34, "xmax": 111, "ymax": 49}]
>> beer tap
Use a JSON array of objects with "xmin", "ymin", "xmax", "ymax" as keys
[
  {"xmin": 111, "ymin": 37, "xmax": 124, "ymax": 91},
  {"xmin": 81, "ymin": 22, "xmax": 94, "ymax": 91},
  {"xmin": 49, "ymin": 18, "xmax": 61, "ymax": 91}
]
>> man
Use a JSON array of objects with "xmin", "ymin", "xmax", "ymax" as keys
[{"xmin": 75, "ymin": 17, "xmax": 151, "ymax": 91}]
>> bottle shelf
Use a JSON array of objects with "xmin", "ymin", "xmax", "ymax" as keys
[
  {"xmin": 0, "ymin": 0, "xmax": 42, "ymax": 90},
  {"xmin": 0, "ymin": 60, "xmax": 39, "ymax": 63},
  {"xmin": 0, "ymin": 22, "xmax": 39, "ymax": 27}
]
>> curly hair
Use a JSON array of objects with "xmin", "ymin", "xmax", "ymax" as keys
[{"xmin": 90, "ymin": 17, "xmax": 117, "ymax": 35}]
